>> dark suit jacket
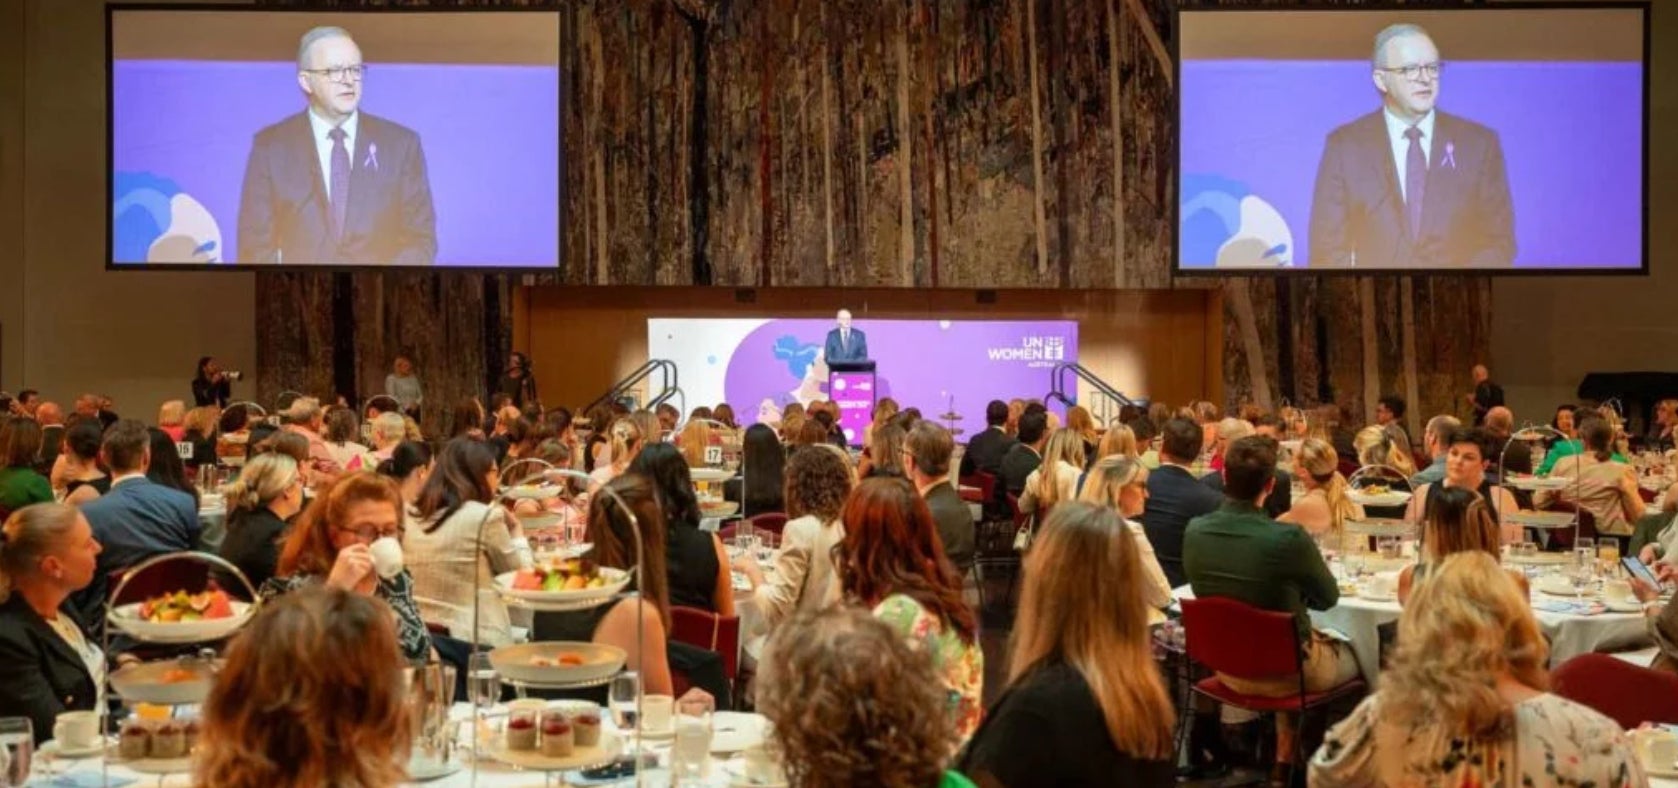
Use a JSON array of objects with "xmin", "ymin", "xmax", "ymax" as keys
[
  {"xmin": 823, "ymin": 328, "xmax": 869, "ymax": 363},
  {"xmin": 1472, "ymin": 381, "xmax": 1505, "ymax": 425},
  {"xmin": 73, "ymin": 477, "xmax": 202, "ymax": 625},
  {"xmin": 0, "ymin": 596, "xmax": 100, "ymax": 744},
  {"xmin": 1308, "ymin": 109, "xmax": 1513, "ymax": 270},
  {"xmin": 1139, "ymin": 464, "xmax": 1224, "ymax": 588},
  {"xmin": 236, "ymin": 111, "xmax": 436, "ymax": 265},
  {"xmin": 999, "ymin": 444, "xmax": 1042, "ymax": 499},
  {"xmin": 924, "ymin": 481, "xmax": 975, "ymax": 571},
  {"xmin": 959, "ymin": 427, "xmax": 1017, "ymax": 479},
  {"xmin": 1201, "ymin": 469, "xmax": 1294, "ymax": 522}
]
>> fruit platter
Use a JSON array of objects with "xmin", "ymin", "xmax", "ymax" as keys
[
  {"xmin": 109, "ymin": 589, "xmax": 253, "ymax": 643},
  {"xmin": 494, "ymin": 557, "xmax": 631, "ymax": 610}
]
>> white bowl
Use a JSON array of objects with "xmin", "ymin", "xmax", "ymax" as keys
[{"xmin": 108, "ymin": 601, "xmax": 254, "ymax": 644}]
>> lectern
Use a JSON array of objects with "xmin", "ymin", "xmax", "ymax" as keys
[{"xmin": 828, "ymin": 360, "xmax": 876, "ymax": 447}]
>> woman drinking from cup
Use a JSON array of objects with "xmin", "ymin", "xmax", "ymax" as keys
[{"xmin": 0, "ymin": 503, "xmax": 103, "ymax": 744}]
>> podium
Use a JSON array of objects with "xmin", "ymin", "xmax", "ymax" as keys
[{"xmin": 828, "ymin": 360, "xmax": 876, "ymax": 447}]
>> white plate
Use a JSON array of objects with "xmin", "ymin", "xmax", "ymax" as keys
[
  {"xmin": 709, "ymin": 712, "xmax": 766, "ymax": 754},
  {"xmin": 1602, "ymin": 599, "xmax": 1644, "ymax": 613},
  {"xmin": 689, "ymin": 467, "xmax": 733, "ymax": 483},
  {"xmin": 484, "ymin": 731, "xmax": 620, "ymax": 772},
  {"xmin": 1503, "ymin": 551, "xmax": 1571, "ymax": 566},
  {"xmin": 489, "ymin": 641, "xmax": 627, "ymax": 686},
  {"xmin": 1505, "ymin": 510, "xmax": 1576, "ymax": 528},
  {"xmin": 40, "ymin": 738, "xmax": 111, "ymax": 760},
  {"xmin": 108, "ymin": 600, "xmax": 254, "ymax": 644},
  {"xmin": 720, "ymin": 756, "xmax": 789, "ymax": 788},
  {"xmin": 110, "ymin": 658, "xmax": 222, "ymax": 704},
  {"xmin": 407, "ymin": 756, "xmax": 464, "ymax": 781},
  {"xmin": 494, "ymin": 567, "xmax": 632, "ymax": 610},
  {"xmin": 637, "ymin": 722, "xmax": 677, "ymax": 742},
  {"xmin": 1535, "ymin": 577, "xmax": 1595, "ymax": 597},
  {"xmin": 701, "ymin": 501, "xmax": 740, "ymax": 518},
  {"xmin": 1356, "ymin": 588, "xmax": 1397, "ymax": 602},
  {"xmin": 507, "ymin": 484, "xmax": 564, "ymax": 501},
  {"xmin": 1506, "ymin": 476, "xmax": 1570, "ymax": 491},
  {"xmin": 1347, "ymin": 491, "xmax": 1412, "ymax": 507}
]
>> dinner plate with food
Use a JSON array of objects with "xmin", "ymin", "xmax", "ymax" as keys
[
  {"xmin": 110, "ymin": 656, "xmax": 223, "ymax": 705},
  {"xmin": 495, "ymin": 558, "xmax": 632, "ymax": 610},
  {"xmin": 108, "ymin": 589, "xmax": 253, "ymax": 644},
  {"xmin": 489, "ymin": 642, "xmax": 628, "ymax": 686},
  {"xmin": 1346, "ymin": 484, "xmax": 1412, "ymax": 507},
  {"xmin": 1504, "ymin": 510, "xmax": 1576, "ymax": 529},
  {"xmin": 507, "ymin": 483, "xmax": 564, "ymax": 501},
  {"xmin": 1504, "ymin": 474, "xmax": 1571, "ymax": 491}
]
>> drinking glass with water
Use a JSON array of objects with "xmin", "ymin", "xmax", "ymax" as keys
[
  {"xmin": 671, "ymin": 710, "xmax": 712, "ymax": 783},
  {"xmin": 467, "ymin": 653, "xmax": 498, "ymax": 711},
  {"xmin": 0, "ymin": 718, "xmax": 33, "ymax": 788},
  {"xmin": 609, "ymin": 672, "xmax": 641, "ymax": 730}
]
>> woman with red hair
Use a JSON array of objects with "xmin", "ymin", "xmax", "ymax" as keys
[{"xmin": 836, "ymin": 477, "xmax": 984, "ymax": 746}]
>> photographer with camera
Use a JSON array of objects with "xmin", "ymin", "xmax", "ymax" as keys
[{"xmin": 193, "ymin": 356, "xmax": 243, "ymax": 408}]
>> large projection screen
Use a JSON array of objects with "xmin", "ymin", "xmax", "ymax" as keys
[
  {"xmin": 108, "ymin": 7, "xmax": 561, "ymax": 270},
  {"xmin": 1176, "ymin": 4, "xmax": 1647, "ymax": 275}
]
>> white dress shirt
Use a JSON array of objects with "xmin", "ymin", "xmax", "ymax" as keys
[
  {"xmin": 307, "ymin": 109, "xmax": 360, "ymax": 201},
  {"xmin": 1384, "ymin": 108, "xmax": 1435, "ymax": 204}
]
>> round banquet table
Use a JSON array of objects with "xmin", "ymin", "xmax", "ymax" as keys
[
  {"xmin": 1172, "ymin": 579, "xmax": 1654, "ymax": 688},
  {"xmin": 37, "ymin": 704, "xmax": 774, "ymax": 787}
]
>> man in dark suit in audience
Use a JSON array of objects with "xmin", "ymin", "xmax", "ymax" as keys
[
  {"xmin": 71, "ymin": 419, "xmax": 202, "ymax": 628},
  {"xmin": 1140, "ymin": 417, "xmax": 1223, "ymax": 589},
  {"xmin": 959, "ymin": 399, "xmax": 1016, "ymax": 479},
  {"xmin": 999, "ymin": 410, "xmax": 1049, "ymax": 500},
  {"xmin": 905, "ymin": 422, "xmax": 974, "ymax": 573}
]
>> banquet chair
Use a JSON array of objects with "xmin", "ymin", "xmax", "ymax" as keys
[
  {"xmin": 1537, "ymin": 500, "xmax": 1598, "ymax": 551},
  {"xmin": 972, "ymin": 494, "xmax": 1028, "ymax": 611},
  {"xmin": 747, "ymin": 512, "xmax": 788, "ymax": 537},
  {"xmin": 669, "ymin": 606, "xmax": 742, "ymax": 707},
  {"xmin": 1551, "ymin": 652, "xmax": 1678, "ymax": 729},
  {"xmin": 1180, "ymin": 596, "xmax": 1366, "ymax": 769}
]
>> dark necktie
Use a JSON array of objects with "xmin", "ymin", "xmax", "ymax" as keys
[
  {"xmin": 328, "ymin": 126, "xmax": 350, "ymax": 240},
  {"xmin": 1404, "ymin": 125, "xmax": 1426, "ymax": 239}
]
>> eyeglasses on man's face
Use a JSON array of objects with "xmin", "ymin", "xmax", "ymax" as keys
[
  {"xmin": 1379, "ymin": 62, "xmax": 1442, "ymax": 82},
  {"xmin": 303, "ymin": 64, "xmax": 366, "ymax": 84}
]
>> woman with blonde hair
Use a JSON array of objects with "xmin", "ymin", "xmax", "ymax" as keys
[
  {"xmin": 858, "ymin": 423, "xmax": 907, "ymax": 479},
  {"xmin": 1278, "ymin": 439, "xmax": 1363, "ymax": 547},
  {"xmin": 1353, "ymin": 424, "xmax": 1417, "ymax": 480},
  {"xmin": 1397, "ymin": 486, "xmax": 1528, "ymax": 604},
  {"xmin": 959, "ymin": 502, "xmax": 1176, "ymax": 785},
  {"xmin": 182, "ymin": 406, "xmax": 220, "ymax": 468},
  {"xmin": 1076, "ymin": 458, "xmax": 1173, "ymax": 623},
  {"xmin": 0, "ymin": 503, "xmax": 103, "ymax": 744},
  {"xmin": 865, "ymin": 397, "xmax": 901, "ymax": 451},
  {"xmin": 1092, "ymin": 422, "xmax": 1139, "ymax": 465},
  {"xmin": 589, "ymin": 418, "xmax": 645, "ymax": 487},
  {"xmin": 158, "ymin": 399, "xmax": 188, "ymax": 442},
  {"xmin": 1019, "ymin": 428, "xmax": 1086, "ymax": 521},
  {"xmin": 215, "ymin": 452, "xmax": 305, "ymax": 598},
  {"xmin": 194, "ymin": 587, "xmax": 411, "ymax": 788},
  {"xmin": 1066, "ymin": 405, "xmax": 1100, "ymax": 460},
  {"xmin": 629, "ymin": 408, "xmax": 663, "ymax": 447},
  {"xmin": 677, "ymin": 418, "xmax": 714, "ymax": 467},
  {"xmin": 1310, "ymin": 552, "xmax": 1643, "ymax": 785}
]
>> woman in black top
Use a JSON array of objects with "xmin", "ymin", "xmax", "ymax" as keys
[
  {"xmin": 496, "ymin": 352, "xmax": 539, "ymax": 409},
  {"xmin": 215, "ymin": 453, "xmax": 305, "ymax": 600},
  {"xmin": 54, "ymin": 419, "xmax": 110, "ymax": 506},
  {"xmin": 628, "ymin": 444, "xmax": 735, "ymax": 616},
  {"xmin": 0, "ymin": 503, "xmax": 105, "ymax": 744},
  {"xmin": 958, "ymin": 502, "xmax": 1175, "ymax": 787},
  {"xmin": 192, "ymin": 356, "xmax": 235, "ymax": 408},
  {"xmin": 146, "ymin": 427, "xmax": 199, "ymax": 509},
  {"xmin": 724, "ymin": 424, "xmax": 786, "ymax": 517}
]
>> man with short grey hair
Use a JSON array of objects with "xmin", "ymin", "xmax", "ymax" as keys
[
  {"xmin": 237, "ymin": 26, "xmax": 436, "ymax": 265},
  {"xmin": 1307, "ymin": 22, "xmax": 1514, "ymax": 270},
  {"xmin": 903, "ymin": 422, "xmax": 974, "ymax": 572},
  {"xmin": 823, "ymin": 309, "xmax": 869, "ymax": 363},
  {"xmin": 1409, "ymin": 414, "xmax": 1462, "ymax": 486}
]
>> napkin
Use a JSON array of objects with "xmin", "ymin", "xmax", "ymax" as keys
[
  {"xmin": 1531, "ymin": 599, "xmax": 1604, "ymax": 616},
  {"xmin": 32, "ymin": 773, "xmax": 135, "ymax": 788}
]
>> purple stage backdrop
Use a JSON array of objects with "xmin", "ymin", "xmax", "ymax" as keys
[
  {"xmin": 647, "ymin": 319, "xmax": 1078, "ymax": 439},
  {"xmin": 1180, "ymin": 61, "xmax": 1642, "ymax": 270},
  {"xmin": 111, "ymin": 60, "xmax": 560, "ymax": 267}
]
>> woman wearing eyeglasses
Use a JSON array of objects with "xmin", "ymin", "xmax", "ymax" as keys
[{"xmin": 258, "ymin": 471, "xmax": 430, "ymax": 661}]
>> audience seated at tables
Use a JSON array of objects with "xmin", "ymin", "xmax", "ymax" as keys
[
  {"xmin": 450, "ymin": 395, "xmax": 488, "ymax": 441},
  {"xmin": 407, "ymin": 439, "xmax": 534, "ymax": 646},
  {"xmin": 1204, "ymin": 417, "xmax": 1249, "ymax": 474},
  {"xmin": 1191, "ymin": 401, "xmax": 1221, "ymax": 452},
  {"xmin": 1405, "ymin": 428, "xmax": 1524, "ymax": 543},
  {"xmin": 959, "ymin": 502, "xmax": 1176, "ymax": 787},
  {"xmin": 1091, "ymin": 422, "xmax": 1139, "ymax": 468},
  {"xmin": 0, "ymin": 417, "xmax": 53, "ymax": 517},
  {"xmin": 1310, "ymin": 552, "xmax": 1645, "ymax": 785},
  {"xmin": 1076, "ymin": 457, "xmax": 1173, "ymax": 623},
  {"xmin": 280, "ymin": 397, "xmax": 341, "ymax": 477},
  {"xmin": 1535, "ymin": 416, "xmax": 1646, "ymax": 540},
  {"xmin": 837, "ymin": 477, "xmax": 984, "ymax": 745},
  {"xmin": 629, "ymin": 443, "xmax": 735, "ymax": 616},
  {"xmin": 72, "ymin": 419, "xmax": 201, "ymax": 627},
  {"xmin": 858, "ymin": 423, "xmax": 908, "ymax": 480},
  {"xmin": 351, "ymin": 411, "xmax": 406, "ymax": 472},
  {"xmin": 1065, "ymin": 405, "xmax": 1101, "ymax": 462},
  {"xmin": 195, "ymin": 587, "xmax": 410, "ymax": 788},
  {"xmin": 1537, "ymin": 405, "xmax": 1630, "ymax": 475},
  {"xmin": 0, "ymin": 503, "xmax": 104, "ymax": 745},
  {"xmin": 1140, "ymin": 417, "xmax": 1222, "ymax": 588},
  {"xmin": 215, "ymin": 453, "xmax": 305, "ymax": 600},
  {"xmin": 1408, "ymin": 415, "xmax": 1460, "ymax": 487},
  {"xmin": 146, "ymin": 427, "xmax": 201, "ymax": 510},
  {"xmin": 1373, "ymin": 394, "xmax": 1405, "ymax": 427},
  {"xmin": 712, "ymin": 402, "xmax": 739, "ymax": 430},
  {"xmin": 999, "ymin": 410, "xmax": 1048, "ymax": 499},
  {"xmin": 591, "ymin": 418, "xmax": 646, "ymax": 487},
  {"xmin": 757, "ymin": 607, "xmax": 978, "ymax": 788},
  {"xmin": 258, "ymin": 472, "xmax": 430, "ymax": 662},
  {"xmin": 724, "ymin": 424, "xmax": 786, "ymax": 517},
  {"xmin": 1398, "ymin": 486, "xmax": 1529, "ymax": 604},
  {"xmin": 1278, "ymin": 439, "xmax": 1363, "ymax": 549},
  {"xmin": 864, "ymin": 398, "xmax": 901, "ymax": 452},
  {"xmin": 677, "ymin": 417, "xmax": 714, "ymax": 467},
  {"xmin": 321, "ymin": 407, "xmax": 372, "ymax": 471},
  {"xmin": 1354, "ymin": 425, "xmax": 1416, "ymax": 480},
  {"xmin": 1018, "ymin": 428, "xmax": 1085, "ymax": 525},
  {"xmin": 654, "ymin": 402, "xmax": 681, "ymax": 436},
  {"xmin": 1184, "ymin": 436, "xmax": 1357, "ymax": 781},
  {"xmin": 1633, "ymin": 481, "xmax": 1678, "ymax": 565},
  {"xmin": 1004, "ymin": 399, "xmax": 1025, "ymax": 438},
  {"xmin": 1316, "ymin": 403, "xmax": 1359, "ymax": 465},
  {"xmin": 1129, "ymin": 417, "xmax": 1161, "ymax": 470},
  {"xmin": 1483, "ymin": 406, "xmax": 1533, "ymax": 479},
  {"xmin": 1550, "ymin": 403, "xmax": 1579, "ymax": 446},
  {"xmin": 1648, "ymin": 398, "xmax": 1677, "ymax": 452},
  {"xmin": 905, "ymin": 422, "xmax": 975, "ymax": 574},
  {"xmin": 734, "ymin": 443, "xmax": 852, "ymax": 631},
  {"xmin": 959, "ymin": 400, "xmax": 1017, "ymax": 479},
  {"xmin": 777, "ymin": 404, "xmax": 806, "ymax": 444},
  {"xmin": 51, "ymin": 419, "xmax": 109, "ymax": 506}
]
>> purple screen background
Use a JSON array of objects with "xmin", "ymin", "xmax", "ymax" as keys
[
  {"xmin": 1179, "ymin": 60, "xmax": 1642, "ymax": 269},
  {"xmin": 112, "ymin": 60, "xmax": 560, "ymax": 267},
  {"xmin": 716, "ymin": 319, "xmax": 1078, "ymax": 436}
]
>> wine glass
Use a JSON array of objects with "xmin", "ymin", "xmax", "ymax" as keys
[{"xmin": 467, "ymin": 653, "xmax": 498, "ymax": 712}]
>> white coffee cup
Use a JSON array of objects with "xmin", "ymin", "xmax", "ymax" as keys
[
  {"xmin": 1603, "ymin": 579, "xmax": 1635, "ymax": 603},
  {"xmin": 1366, "ymin": 571, "xmax": 1398, "ymax": 598},
  {"xmin": 369, "ymin": 536, "xmax": 405, "ymax": 579},
  {"xmin": 640, "ymin": 694, "xmax": 674, "ymax": 734},
  {"xmin": 53, "ymin": 710, "xmax": 101, "ymax": 750}
]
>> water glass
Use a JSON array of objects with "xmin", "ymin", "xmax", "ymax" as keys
[
  {"xmin": 608, "ymin": 672, "xmax": 641, "ymax": 731},
  {"xmin": 0, "ymin": 718, "xmax": 33, "ymax": 788},
  {"xmin": 1376, "ymin": 536, "xmax": 1400, "ymax": 560},
  {"xmin": 466, "ymin": 653, "xmax": 498, "ymax": 711},
  {"xmin": 671, "ymin": 711, "xmax": 712, "ymax": 783},
  {"xmin": 734, "ymin": 521, "xmax": 757, "ymax": 554}
]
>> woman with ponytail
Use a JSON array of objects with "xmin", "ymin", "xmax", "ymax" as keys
[
  {"xmin": 589, "ymin": 418, "xmax": 645, "ymax": 487},
  {"xmin": 0, "ymin": 503, "xmax": 103, "ymax": 743},
  {"xmin": 215, "ymin": 452, "xmax": 306, "ymax": 599},
  {"xmin": 1279, "ymin": 438, "xmax": 1363, "ymax": 548},
  {"xmin": 375, "ymin": 440, "xmax": 433, "ymax": 506}
]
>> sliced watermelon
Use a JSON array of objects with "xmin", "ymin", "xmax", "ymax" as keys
[{"xmin": 203, "ymin": 591, "xmax": 234, "ymax": 619}]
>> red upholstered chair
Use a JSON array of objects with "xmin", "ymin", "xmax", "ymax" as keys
[
  {"xmin": 1537, "ymin": 500, "xmax": 1598, "ymax": 551},
  {"xmin": 669, "ymin": 606, "xmax": 741, "ymax": 684},
  {"xmin": 1180, "ymin": 596, "xmax": 1366, "ymax": 765},
  {"xmin": 747, "ymin": 512, "xmax": 788, "ymax": 537},
  {"xmin": 1552, "ymin": 652, "xmax": 1678, "ymax": 729}
]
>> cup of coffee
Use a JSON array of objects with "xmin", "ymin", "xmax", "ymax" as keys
[
  {"xmin": 640, "ymin": 694, "xmax": 674, "ymax": 735},
  {"xmin": 368, "ymin": 537, "xmax": 405, "ymax": 580},
  {"xmin": 1603, "ymin": 579, "xmax": 1635, "ymax": 604},
  {"xmin": 53, "ymin": 710, "xmax": 101, "ymax": 751}
]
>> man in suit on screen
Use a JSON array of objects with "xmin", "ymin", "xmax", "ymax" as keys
[
  {"xmin": 823, "ymin": 309, "xmax": 869, "ymax": 363},
  {"xmin": 236, "ymin": 26, "xmax": 436, "ymax": 265},
  {"xmin": 1307, "ymin": 24, "xmax": 1514, "ymax": 270}
]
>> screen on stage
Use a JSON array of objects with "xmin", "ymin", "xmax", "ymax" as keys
[
  {"xmin": 648, "ymin": 319, "xmax": 1078, "ymax": 439},
  {"xmin": 108, "ymin": 8, "xmax": 560, "ymax": 269},
  {"xmin": 1176, "ymin": 5, "xmax": 1646, "ymax": 273}
]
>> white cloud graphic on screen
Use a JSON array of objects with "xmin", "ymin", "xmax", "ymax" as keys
[{"xmin": 1215, "ymin": 196, "xmax": 1294, "ymax": 269}]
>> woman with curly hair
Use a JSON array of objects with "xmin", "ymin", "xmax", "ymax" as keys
[
  {"xmin": 757, "ymin": 606, "xmax": 977, "ymax": 788},
  {"xmin": 1309, "ymin": 552, "xmax": 1644, "ymax": 785},
  {"xmin": 734, "ymin": 444, "xmax": 853, "ymax": 630},
  {"xmin": 194, "ymin": 587, "xmax": 410, "ymax": 788},
  {"xmin": 836, "ymin": 477, "xmax": 983, "ymax": 746}
]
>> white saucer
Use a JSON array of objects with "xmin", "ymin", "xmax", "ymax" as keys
[
  {"xmin": 40, "ymin": 738, "xmax": 109, "ymax": 760},
  {"xmin": 1356, "ymin": 588, "xmax": 1397, "ymax": 602},
  {"xmin": 407, "ymin": 757, "xmax": 464, "ymax": 781},
  {"xmin": 720, "ymin": 756, "xmax": 789, "ymax": 788},
  {"xmin": 1644, "ymin": 758, "xmax": 1678, "ymax": 780},
  {"xmin": 636, "ymin": 723, "xmax": 676, "ymax": 742},
  {"xmin": 709, "ymin": 712, "xmax": 766, "ymax": 754},
  {"xmin": 1602, "ymin": 598, "xmax": 1644, "ymax": 613}
]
